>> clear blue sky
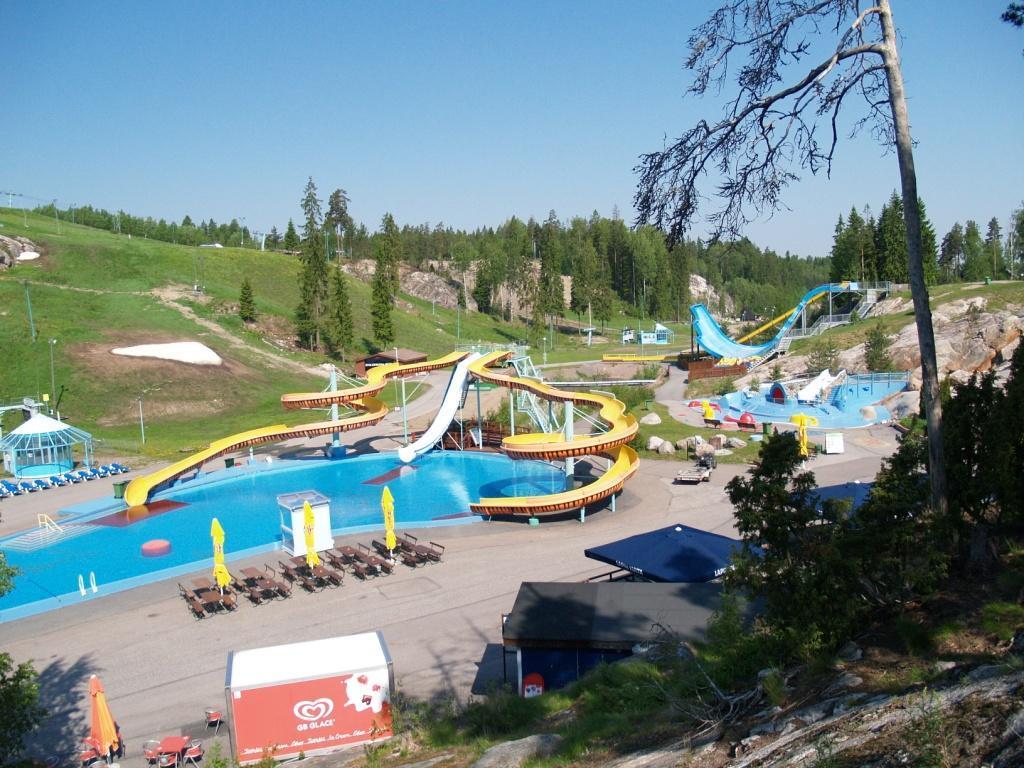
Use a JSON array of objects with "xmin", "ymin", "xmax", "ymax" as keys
[{"xmin": 5, "ymin": 1, "xmax": 1022, "ymax": 257}]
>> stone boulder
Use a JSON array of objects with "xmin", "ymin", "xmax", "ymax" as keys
[
  {"xmin": 657, "ymin": 441, "xmax": 676, "ymax": 455},
  {"xmin": 882, "ymin": 389, "xmax": 920, "ymax": 419},
  {"xmin": 646, "ymin": 436, "xmax": 664, "ymax": 451},
  {"xmin": 710, "ymin": 434, "xmax": 727, "ymax": 450},
  {"xmin": 471, "ymin": 734, "xmax": 564, "ymax": 768},
  {"xmin": 714, "ymin": 448, "xmax": 733, "ymax": 456},
  {"xmin": 675, "ymin": 438, "xmax": 690, "ymax": 451},
  {"xmin": 0, "ymin": 235, "xmax": 40, "ymax": 269},
  {"xmin": 726, "ymin": 437, "xmax": 747, "ymax": 449},
  {"xmin": 639, "ymin": 412, "xmax": 662, "ymax": 426}
]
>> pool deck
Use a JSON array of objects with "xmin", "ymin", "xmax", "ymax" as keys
[{"xmin": 0, "ymin": 421, "xmax": 900, "ymax": 764}]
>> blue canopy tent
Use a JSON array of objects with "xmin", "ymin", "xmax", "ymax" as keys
[
  {"xmin": 0, "ymin": 413, "xmax": 94, "ymax": 479},
  {"xmin": 584, "ymin": 524, "xmax": 747, "ymax": 583}
]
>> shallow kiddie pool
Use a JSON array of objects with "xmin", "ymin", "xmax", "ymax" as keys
[{"xmin": 0, "ymin": 451, "xmax": 565, "ymax": 621}]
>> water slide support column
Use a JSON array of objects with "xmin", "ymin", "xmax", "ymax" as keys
[
  {"xmin": 564, "ymin": 400, "xmax": 575, "ymax": 490},
  {"xmin": 509, "ymin": 387, "xmax": 515, "ymax": 437},
  {"xmin": 329, "ymin": 366, "xmax": 340, "ymax": 447}
]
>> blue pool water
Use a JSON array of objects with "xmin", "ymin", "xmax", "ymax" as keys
[{"xmin": 0, "ymin": 451, "xmax": 565, "ymax": 621}]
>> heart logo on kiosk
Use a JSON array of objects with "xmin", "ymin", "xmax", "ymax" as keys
[{"xmin": 293, "ymin": 698, "xmax": 334, "ymax": 722}]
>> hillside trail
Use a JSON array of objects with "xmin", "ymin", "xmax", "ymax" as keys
[
  {"xmin": 149, "ymin": 285, "xmax": 325, "ymax": 378},
  {"xmin": 5, "ymin": 276, "xmax": 325, "ymax": 379}
]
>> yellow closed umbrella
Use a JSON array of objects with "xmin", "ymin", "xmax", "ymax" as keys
[
  {"xmin": 88, "ymin": 674, "xmax": 119, "ymax": 755},
  {"xmin": 303, "ymin": 500, "xmax": 320, "ymax": 568},
  {"xmin": 382, "ymin": 486, "xmax": 396, "ymax": 557},
  {"xmin": 211, "ymin": 517, "xmax": 231, "ymax": 591},
  {"xmin": 790, "ymin": 413, "xmax": 819, "ymax": 458}
]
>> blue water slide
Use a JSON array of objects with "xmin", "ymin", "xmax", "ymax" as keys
[{"xmin": 691, "ymin": 283, "xmax": 840, "ymax": 360}]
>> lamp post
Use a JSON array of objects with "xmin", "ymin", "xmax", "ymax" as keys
[
  {"xmin": 394, "ymin": 347, "xmax": 408, "ymax": 444},
  {"xmin": 542, "ymin": 336, "xmax": 547, "ymax": 366},
  {"xmin": 137, "ymin": 395, "xmax": 146, "ymax": 445},
  {"xmin": 48, "ymin": 339, "xmax": 57, "ymax": 418}
]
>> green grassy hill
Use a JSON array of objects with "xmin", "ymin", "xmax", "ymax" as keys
[{"xmin": 0, "ymin": 209, "xmax": 686, "ymax": 464}]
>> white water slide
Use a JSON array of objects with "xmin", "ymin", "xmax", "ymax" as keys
[
  {"xmin": 397, "ymin": 352, "xmax": 482, "ymax": 463},
  {"xmin": 797, "ymin": 368, "xmax": 842, "ymax": 402}
]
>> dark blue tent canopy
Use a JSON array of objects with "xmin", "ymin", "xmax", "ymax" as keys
[{"xmin": 584, "ymin": 524, "xmax": 746, "ymax": 583}]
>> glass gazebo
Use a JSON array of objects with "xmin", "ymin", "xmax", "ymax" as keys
[{"xmin": 0, "ymin": 413, "xmax": 94, "ymax": 479}]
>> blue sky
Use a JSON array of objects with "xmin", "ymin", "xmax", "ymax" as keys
[{"xmin": 5, "ymin": 1, "xmax": 1022, "ymax": 257}]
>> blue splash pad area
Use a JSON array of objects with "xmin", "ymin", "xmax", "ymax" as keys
[
  {"xmin": 0, "ymin": 451, "xmax": 565, "ymax": 622},
  {"xmin": 718, "ymin": 374, "xmax": 909, "ymax": 429}
]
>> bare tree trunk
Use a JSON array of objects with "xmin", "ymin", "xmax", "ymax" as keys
[{"xmin": 879, "ymin": 0, "xmax": 948, "ymax": 519}]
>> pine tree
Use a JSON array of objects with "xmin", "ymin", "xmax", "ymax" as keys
[
  {"xmin": 940, "ymin": 223, "xmax": 965, "ymax": 282},
  {"xmin": 238, "ymin": 278, "xmax": 256, "ymax": 323},
  {"xmin": 325, "ymin": 188, "xmax": 353, "ymax": 258},
  {"xmin": 874, "ymin": 191, "xmax": 908, "ymax": 282},
  {"xmin": 331, "ymin": 270, "xmax": 354, "ymax": 359},
  {"xmin": 983, "ymin": 217, "xmax": 1005, "ymax": 278},
  {"xmin": 864, "ymin": 326, "xmax": 893, "ymax": 371},
  {"xmin": 376, "ymin": 213, "xmax": 402, "ymax": 296},
  {"xmin": 916, "ymin": 199, "xmax": 940, "ymax": 286},
  {"xmin": 296, "ymin": 177, "xmax": 329, "ymax": 351},
  {"xmin": 267, "ymin": 225, "xmax": 281, "ymax": 249},
  {"xmin": 283, "ymin": 219, "xmax": 299, "ymax": 252},
  {"xmin": 371, "ymin": 265, "xmax": 394, "ymax": 348},
  {"xmin": 961, "ymin": 220, "xmax": 987, "ymax": 280}
]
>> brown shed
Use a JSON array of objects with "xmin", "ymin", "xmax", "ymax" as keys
[{"xmin": 354, "ymin": 348, "xmax": 428, "ymax": 376}]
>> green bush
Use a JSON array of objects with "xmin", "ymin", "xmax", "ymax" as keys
[{"xmin": 458, "ymin": 685, "xmax": 550, "ymax": 739}]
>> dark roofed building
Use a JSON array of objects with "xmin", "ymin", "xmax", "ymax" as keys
[
  {"xmin": 353, "ymin": 348, "xmax": 428, "ymax": 376},
  {"xmin": 502, "ymin": 581, "xmax": 721, "ymax": 695}
]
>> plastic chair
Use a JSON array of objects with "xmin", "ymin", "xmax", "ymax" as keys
[
  {"xmin": 142, "ymin": 740, "xmax": 161, "ymax": 764},
  {"xmin": 183, "ymin": 740, "xmax": 204, "ymax": 766},
  {"xmin": 158, "ymin": 753, "xmax": 179, "ymax": 768},
  {"xmin": 204, "ymin": 708, "xmax": 222, "ymax": 735},
  {"xmin": 80, "ymin": 743, "xmax": 102, "ymax": 767}
]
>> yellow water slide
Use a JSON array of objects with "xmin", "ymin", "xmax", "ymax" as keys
[
  {"xmin": 123, "ymin": 351, "xmax": 469, "ymax": 507},
  {"xmin": 467, "ymin": 350, "xmax": 640, "ymax": 515}
]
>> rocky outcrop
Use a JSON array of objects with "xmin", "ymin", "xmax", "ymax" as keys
[
  {"xmin": 690, "ymin": 274, "xmax": 734, "ymax": 315},
  {"xmin": 0, "ymin": 235, "xmax": 40, "ymax": 269},
  {"xmin": 471, "ymin": 734, "xmax": 564, "ymax": 768},
  {"xmin": 342, "ymin": 259, "xmax": 478, "ymax": 311}
]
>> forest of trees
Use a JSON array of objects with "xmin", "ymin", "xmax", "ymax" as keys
[{"xmin": 831, "ymin": 192, "xmax": 1024, "ymax": 285}]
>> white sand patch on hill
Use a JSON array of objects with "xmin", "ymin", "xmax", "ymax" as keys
[
  {"xmin": 17, "ymin": 251, "xmax": 40, "ymax": 261},
  {"xmin": 112, "ymin": 341, "xmax": 223, "ymax": 366}
]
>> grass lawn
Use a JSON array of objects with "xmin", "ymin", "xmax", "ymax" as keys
[{"xmin": 633, "ymin": 402, "xmax": 762, "ymax": 464}]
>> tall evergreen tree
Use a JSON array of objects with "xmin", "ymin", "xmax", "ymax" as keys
[
  {"xmin": 983, "ymin": 217, "xmax": 1005, "ymax": 278},
  {"xmin": 874, "ymin": 191, "xmax": 908, "ymax": 282},
  {"xmin": 371, "ymin": 213, "xmax": 400, "ymax": 348},
  {"xmin": 940, "ymin": 223, "xmax": 965, "ymax": 282},
  {"xmin": 331, "ymin": 270, "xmax": 354, "ymax": 359},
  {"xmin": 238, "ymin": 277, "xmax": 256, "ymax": 323},
  {"xmin": 325, "ymin": 188, "xmax": 353, "ymax": 259},
  {"xmin": 918, "ymin": 198, "xmax": 940, "ymax": 285},
  {"xmin": 961, "ymin": 220, "xmax": 987, "ymax": 281},
  {"xmin": 283, "ymin": 218, "xmax": 299, "ymax": 251},
  {"xmin": 537, "ymin": 210, "xmax": 565, "ymax": 321},
  {"xmin": 267, "ymin": 225, "xmax": 281, "ymax": 249},
  {"xmin": 296, "ymin": 177, "xmax": 329, "ymax": 350}
]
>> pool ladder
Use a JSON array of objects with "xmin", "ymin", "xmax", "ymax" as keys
[{"xmin": 37, "ymin": 513, "xmax": 64, "ymax": 533}]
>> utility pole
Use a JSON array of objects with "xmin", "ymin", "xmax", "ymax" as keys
[
  {"xmin": 49, "ymin": 339, "xmax": 57, "ymax": 416},
  {"xmin": 138, "ymin": 396, "xmax": 146, "ymax": 445},
  {"xmin": 23, "ymin": 281, "xmax": 36, "ymax": 342}
]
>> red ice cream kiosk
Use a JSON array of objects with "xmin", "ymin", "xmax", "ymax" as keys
[{"xmin": 225, "ymin": 631, "xmax": 394, "ymax": 763}]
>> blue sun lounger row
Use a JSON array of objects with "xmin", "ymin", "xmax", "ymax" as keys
[{"xmin": 0, "ymin": 463, "xmax": 131, "ymax": 499}]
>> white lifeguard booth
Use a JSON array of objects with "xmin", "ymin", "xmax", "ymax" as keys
[{"xmin": 277, "ymin": 490, "xmax": 334, "ymax": 556}]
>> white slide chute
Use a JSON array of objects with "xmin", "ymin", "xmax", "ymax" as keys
[
  {"xmin": 797, "ymin": 369, "xmax": 842, "ymax": 402},
  {"xmin": 397, "ymin": 352, "xmax": 481, "ymax": 463}
]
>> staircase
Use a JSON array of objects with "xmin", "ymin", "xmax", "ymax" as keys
[
  {"xmin": 508, "ymin": 356, "xmax": 562, "ymax": 432},
  {"xmin": 2, "ymin": 522, "xmax": 96, "ymax": 553},
  {"xmin": 856, "ymin": 290, "xmax": 879, "ymax": 319}
]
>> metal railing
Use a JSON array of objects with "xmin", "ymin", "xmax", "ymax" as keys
[{"xmin": 37, "ymin": 513, "xmax": 63, "ymax": 533}]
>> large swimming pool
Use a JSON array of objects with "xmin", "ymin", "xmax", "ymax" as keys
[{"xmin": 0, "ymin": 451, "xmax": 566, "ymax": 621}]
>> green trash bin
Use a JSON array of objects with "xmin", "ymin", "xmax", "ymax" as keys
[
  {"xmin": 113, "ymin": 480, "xmax": 128, "ymax": 499},
  {"xmin": 985, "ymin": 277, "xmax": 992, "ymax": 285},
  {"xmin": 224, "ymin": 457, "xmax": 235, "ymax": 469},
  {"xmin": 762, "ymin": 421, "xmax": 771, "ymax": 436}
]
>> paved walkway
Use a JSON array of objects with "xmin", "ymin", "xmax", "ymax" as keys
[{"xmin": 0, "ymin": 369, "xmax": 899, "ymax": 765}]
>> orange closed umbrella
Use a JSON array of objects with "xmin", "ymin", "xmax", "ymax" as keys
[{"xmin": 89, "ymin": 674, "xmax": 119, "ymax": 754}]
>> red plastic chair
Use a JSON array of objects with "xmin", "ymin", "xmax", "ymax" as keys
[
  {"xmin": 158, "ymin": 753, "xmax": 179, "ymax": 768},
  {"xmin": 142, "ymin": 740, "xmax": 161, "ymax": 764},
  {"xmin": 184, "ymin": 740, "xmax": 204, "ymax": 766},
  {"xmin": 80, "ymin": 743, "xmax": 102, "ymax": 767},
  {"xmin": 204, "ymin": 708, "xmax": 223, "ymax": 735}
]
